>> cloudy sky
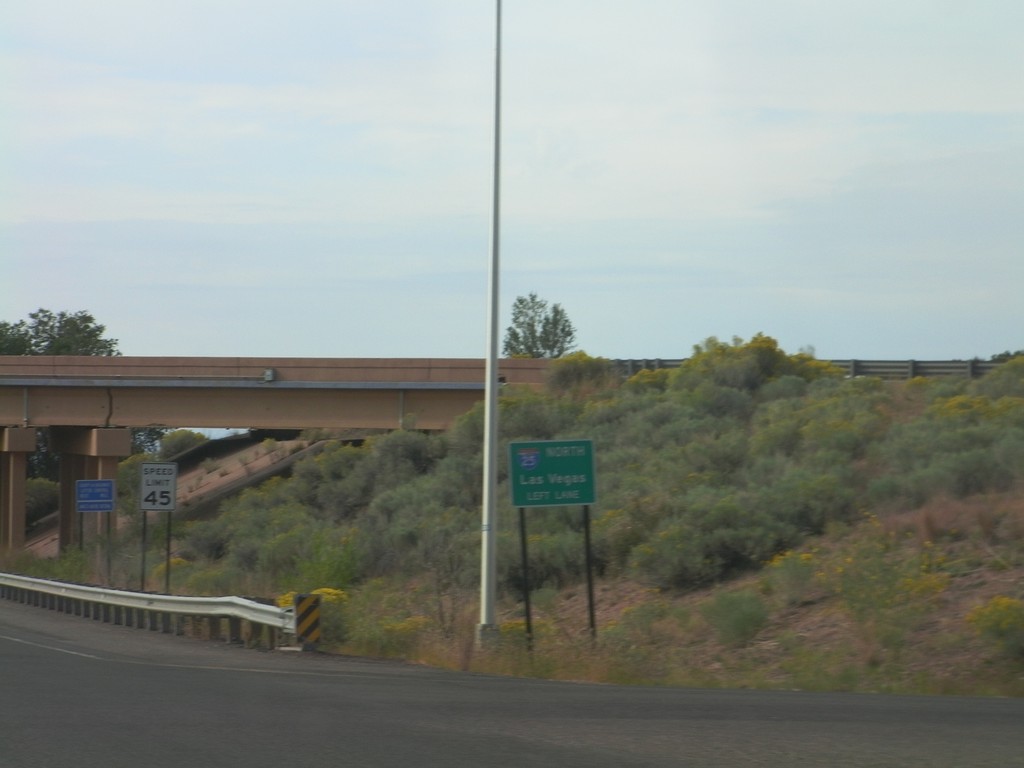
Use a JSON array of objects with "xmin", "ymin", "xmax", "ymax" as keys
[{"xmin": 3, "ymin": 1, "xmax": 1022, "ymax": 362}]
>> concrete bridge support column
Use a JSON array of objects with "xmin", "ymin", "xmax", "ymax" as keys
[
  {"xmin": 51, "ymin": 428, "xmax": 132, "ymax": 552},
  {"xmin": 0, "ymin": 428, "xmax": 37, "ymax": 552}
]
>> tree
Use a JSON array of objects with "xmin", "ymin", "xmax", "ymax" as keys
[
  {"xmin": 990, "ymin": 349, "xmax": 1024, "ymax": 363},
  {"xmin": 2, "ymin": 309, "xmax": 126, "ymax": 479},
  {"xmin": 502, "ymin": 293, "xmax": 577, "ymax": 358},
  {"xmin": 157, "ymin": 429, "xmax": 209, "ymax": 460},
  {"xmin": 0, "ymin": 321, "xmax": 32, "ymax": 355},
  {"xmin": 0, "ymin": 309, "xmax": 119, "ymax": 356}
]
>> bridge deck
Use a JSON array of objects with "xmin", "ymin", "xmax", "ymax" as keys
[{"xmin": 0, "ymin": 357, "xmax": 548, "ymax": 430}]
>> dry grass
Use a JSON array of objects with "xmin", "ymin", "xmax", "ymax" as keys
[{"xmin": 883, "ymin": 494, "xmax": 1024, "ymax": 548}]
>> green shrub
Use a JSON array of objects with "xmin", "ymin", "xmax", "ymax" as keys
[
  {"xmin": 121, "ymin": 332, "xmax": 1024, "ymax": 652},
  {"xmin": 341, "ymin": 579, "xmax": 432, "ymax": 657},
  {"xmin": 7, "ymin": 548, "xmax": 90, "ymax": 583},
  {"xmin": 628, "ymin": 487, "xmax": 798, "ymax": 589},
  {"xmin": 967, "ymin": 596, "xmax": 1024, "ymax": 657},
  {"xmin": 817, "ymin": 520, "xmax": 949, "ymax": 657},
  {"xmin": 498, "ymin": 391, "xmax": 578, "ymax": 440},
  {"xmin": 671, "ymin": 334, "xmax": 840, "ymax": 394},
  {"xmin": 701, "ymin": 589, "xmax": 768, "ymax": 646},
  {"xmin": 756, "ymin": 469, "xmax": 854, "ymax": 535},
  {"xmin": 629, "ymin": 519, "xmax": 721, "ymax": 588},
  {"xmin": 291, "ymin": 527, "xmax": 361, "ymax": 591},
  {"xmin": 972, "ymin": 357, "xmax": 1024, "ymax": 399},
  {"xmin": 758, "ymin": 374, "xmax": 809, "ymax": 402},
  {"xmin": 763, "ymin": 550, "xmax": 818, "ymax": 607},
  {"xmin": 25, "ymin": 478, "xmax": 59, "ymax": 527},
  {"xmin": 158, "ymin": 429, "xmax": 208, "ymax": 459},
  {"xmin": 678, "ymin": 381, "xmax": 755, "ymax": 419},
  {"xmin": 546, "ymin": 352, "xmax": 618, "ymax": 397}
]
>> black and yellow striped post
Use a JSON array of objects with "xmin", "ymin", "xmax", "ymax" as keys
[{"xmin": 294, "ymin": 593, "xmax": 322, "ymax": 651}]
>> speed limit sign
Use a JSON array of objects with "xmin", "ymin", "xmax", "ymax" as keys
[{"xmin": 140, "ymin": 462, "xmax": 178, "ymax": 511}]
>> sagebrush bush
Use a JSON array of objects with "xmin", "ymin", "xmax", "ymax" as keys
[
  {"xmin": 817, "ymin": 519, "xmax": 949, "ymax": 658},
  {"xmin": 763, "ymin": 550, "xmax": 817, "ymax": 607},
  {"xmin": 546, "ymin": 352, "xmax": 618, "ymax": 397},
  {"xmin": 967, "ymin": 596, "xmax": 1024, "ymax": 657},
  {"xmin": 167, "ymin": 335, "xmax": 1018, "ymax": 623},
  {"xmin": 701, "ymin": 589, "xmax": 768, "ymax": 646}
]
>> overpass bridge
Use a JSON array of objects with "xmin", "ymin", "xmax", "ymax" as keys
[
  {"xmin": 1, "ymin": 354, "xmax": 1003, "ymax": 554},
  {"xmin": 0, "ymin": 356, "xmax": 547, "ymax": 553}
]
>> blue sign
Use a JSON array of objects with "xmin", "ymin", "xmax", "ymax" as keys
[
  {"xmin": 76, "ymin": 479, "xmax": 116, "ymax": 513},
  {"xmin": 515, "ymin": 447, "xmax": 541, "ymax": 471}
]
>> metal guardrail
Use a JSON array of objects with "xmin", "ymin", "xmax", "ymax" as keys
[
  {"xmin": 613, "ymin": 359, "xmax": 685, "ymax": 376},
  {"xmin": 613, "ymin": 359, "xmax": 1001, "ymax": 380},
  {"xmin": 0, "ymin": 572, "xmax": 294, "ymax": 646},
  {"xmin": 828, "ymin": 360, "xmax": 999, "ymax": 379}
]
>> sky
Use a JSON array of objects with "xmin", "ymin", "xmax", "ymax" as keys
[{"xmin": 2, "ymin": 1, "xmax": 1022, "ymax": 362}]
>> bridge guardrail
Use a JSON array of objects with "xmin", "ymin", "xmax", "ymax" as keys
[
  {"xmin": 613, "ymin": 359, "xmax": 1001, "ymax": 380},
  {"xmin": 828, "ymin": 359, "xmax": 998, "ymax": 379},
  {"xmin": 0, "ymin": 572, "xmax": 295, "ymax": 647}
]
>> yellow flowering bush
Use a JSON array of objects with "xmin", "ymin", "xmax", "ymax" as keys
[
  {"xmin": 498, "ymin": 618, "xmax": 553, "ymax": 644},
  {"xmin": 276, "ymin": 587, "xmax": 348, "ymax": 608},
  {"xmin": 152, "ymin": 556, "xmax": 190, "ymax": 579},
  {"xmin": 498, "ymin": 618, "xmax": 528, "ymax": 637},
  {"xmin": 926, "ymin": 395, "xmax": 995, "ymax": 423},
  {"xmin": 817, "ymin": 519, "xmax": 950, "ymax": 657},
  {"xmin": 624, "ymin": 367, "xmax": 671, "ymax": 392},
  {"xmin": 925, "ymin": 394, "xmax": 1024, "ymax": 427},
  {"xmin": 967, "ymin": 596, "xmax": 1024, "ymax": 657},
  {"xmin": 311, "ymin": 587, "xmax": 348, "ymax": 604},
  {"xmin": 384, "ymin": 615, "xmax": 429, "ymax": 634}
]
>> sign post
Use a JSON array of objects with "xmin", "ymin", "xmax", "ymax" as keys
[
  {"xmin": 508, "ymin": 439, "xmax": 598, "ymax": 646},
  {"xmin": 139, "ymin": 463, "xmax": 177, "ymax": 593}
]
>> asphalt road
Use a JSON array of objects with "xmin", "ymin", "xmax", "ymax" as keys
[{"xmin": 1, "ymin": 601, "xmax": 1022, "ymax": 768}]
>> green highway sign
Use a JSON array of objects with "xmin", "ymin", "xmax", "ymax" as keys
[{"xmin": 509, "ymin": 439, "xmax": 596, "ymax": 508}]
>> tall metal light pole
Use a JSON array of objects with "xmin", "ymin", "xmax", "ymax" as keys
[{"xmin": 478, "ymin": 0, "xmax": 502, "ymax": 643}]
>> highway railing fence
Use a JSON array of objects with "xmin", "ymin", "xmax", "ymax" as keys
[
  {"xmin": 612, "ymin": 359, "xmax": 1000, "ymax": 380},
  {"xmin": 0, "ymin": 572, "xmax": 296, "ymax": 649}
]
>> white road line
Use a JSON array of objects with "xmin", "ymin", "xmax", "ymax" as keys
[
  {"xmin": 0, "ymin": 631, "xmax": 397, "ymax": 680},
  {"xmin": 0, "ymin": 633, "xmax": 103, "ymax": 660}
]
